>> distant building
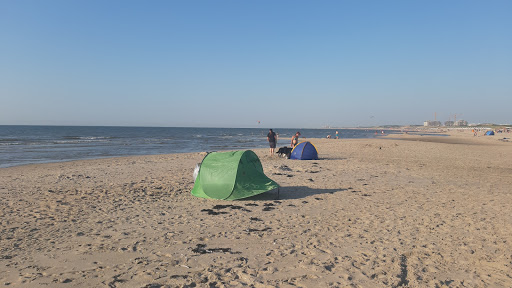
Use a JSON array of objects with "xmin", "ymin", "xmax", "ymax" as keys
[
  {"xmin": 445, "ymin": 121, "xmax": 455, "ymax": 126},
  {"xmin": 455, "ymin": 120, "xmax": 468, "ymax": 126},
  {"xmin": 424, "ymin": 121, "xmax": 442, "ymax": 127}
]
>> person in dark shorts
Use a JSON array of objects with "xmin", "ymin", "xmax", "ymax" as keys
[
  {"xmin": 291, "ymin": 131, "xmax": 301, "ymax": 148},
  {"xmin": 267, "ymin": 129, "xmax": 277, "ymax": 156}
]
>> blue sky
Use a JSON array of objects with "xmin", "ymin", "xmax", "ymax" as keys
[{"xmin": 1, "ymin": 1, "xmax": 511, "ymax": 128}]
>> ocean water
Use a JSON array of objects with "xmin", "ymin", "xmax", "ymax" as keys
[{"xmin": 0, "ymin": 126, "xmax": 393, "ymax": 168}]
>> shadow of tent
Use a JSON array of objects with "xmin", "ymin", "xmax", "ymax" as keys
[{"xmin": 242, "ymin": 186, "xmax": 341, "ymax": 201}]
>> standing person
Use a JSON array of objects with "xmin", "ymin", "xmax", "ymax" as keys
[
  {"xmin": 335, "ymin": 130, "xmax": 339, "ymax": 139},
  {"xmin": 267, "ymin": 129, "xmax": 277, "ymax": 156},
  {"xmin": 291, "ymin": 131, "xmax": 301, "ymax": 148}
]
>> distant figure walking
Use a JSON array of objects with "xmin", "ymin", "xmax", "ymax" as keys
[
  {"xmin": 267, "ymin": 129, "xmax": 277, "ymax": 156},
  {"xmin": 291, "ymin": 131, "xmax": 301, "ymax": 148},
  {"xmin": 335, "ymin": 131, "xmax": 339, "ymax": 139}
]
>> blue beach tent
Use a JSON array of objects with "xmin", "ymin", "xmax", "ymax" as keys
[
  {"xmin": 290, "ymin": 141, "xmax": 319, "ymax": 160},
  {"xmin": 485, "ymin": 131, "xmax": 495, "ymax": 136}
]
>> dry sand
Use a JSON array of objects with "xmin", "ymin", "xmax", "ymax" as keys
[{"xmin": 1, "ymin": 131, "xmax": 511, "ymax": 287}]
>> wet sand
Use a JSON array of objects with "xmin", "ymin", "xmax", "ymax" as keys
[{"xmin": 1, "ymin": 131, "xmax": 511, "ymax": 287}]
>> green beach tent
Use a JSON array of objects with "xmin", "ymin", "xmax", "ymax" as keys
[{"xmin": 191, "ymin": 150, "xmax": 278, "ymax": 200}]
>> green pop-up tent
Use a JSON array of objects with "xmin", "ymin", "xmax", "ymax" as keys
[{"xmin": 191, "ymin": 150, "xmax": 279, "ymax": 200}]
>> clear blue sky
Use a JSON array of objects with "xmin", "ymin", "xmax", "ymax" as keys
[{"xmin": 1, "ymin": 1, "xmax": 511, "ymax": 128}]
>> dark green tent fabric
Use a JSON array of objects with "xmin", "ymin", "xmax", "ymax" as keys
[{"xmin": 191, "ymin": 150, "xmax": 278, "ymax": 200}]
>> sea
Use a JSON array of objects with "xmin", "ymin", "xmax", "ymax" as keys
[{"xmin": 0, "ymin": 126, "xmax": 395, "ymax": 168}]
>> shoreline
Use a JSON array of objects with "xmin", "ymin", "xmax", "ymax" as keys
[
  {"xmin": 3, "ymin": 128, "xmax": 499, "ymax": 170},
  {"xmin": 1, "ymin": 132, "xmax": 511, "ymax": 287},
  {"xmin": 0, "ymin": 127, "xmax": 395, "ymax": 169},
  {"xmin": 2, "ymin": 129, "xmax": 509, "ymax": 170}
]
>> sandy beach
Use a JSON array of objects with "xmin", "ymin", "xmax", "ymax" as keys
[{"xmin": 1, "ymin": 131, "xmax": 511, "ymax": 287}]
